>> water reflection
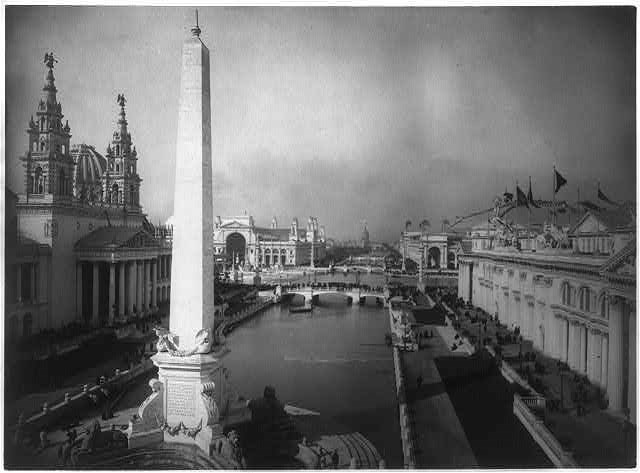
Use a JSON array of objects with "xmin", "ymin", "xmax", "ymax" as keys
[{"xmin": 222, "ymin": 294, "xmax": 403, "ymax": 466}]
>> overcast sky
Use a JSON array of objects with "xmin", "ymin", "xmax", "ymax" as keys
[{"xmin": 5, "ymin": 6, "xmax": 635, "ymax": 241}]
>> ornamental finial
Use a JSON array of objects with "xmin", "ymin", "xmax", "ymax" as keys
[
  {"xmin": 43, "ymin": 52, "xmax": 57, "ymax": 69},
  {"xmin": 191, "ymin": 9, "xmax": 201, "ymax": 37}
]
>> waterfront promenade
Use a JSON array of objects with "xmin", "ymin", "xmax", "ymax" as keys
[{"xmin": 401, "ymin": 322, "xmax": 477, "ymax": 467}]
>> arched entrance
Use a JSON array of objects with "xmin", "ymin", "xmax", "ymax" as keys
[
  {"xmin": 427, "ymin": 247, "xmax": 441, "ymax": 268},
  {"xmin": 226, "ymin": 233, "xmax": 246, "ymax": 266}
]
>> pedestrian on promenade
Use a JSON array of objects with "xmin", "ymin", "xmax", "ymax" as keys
[
  {"xmin": 417, "ymin": 375, "xmax": 423, "ymax": 390},
  {"xmin": 331, "ymin": 449, "xmax": 339, "ymax": 468},
  {"xmin": 39, "ymin": 429, "xmax": 49, "ymax": 451}
]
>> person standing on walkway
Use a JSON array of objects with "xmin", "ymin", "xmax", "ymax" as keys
[{"xmin": 417, "ymin": 374, "xmax": 423, "ymax": 390}]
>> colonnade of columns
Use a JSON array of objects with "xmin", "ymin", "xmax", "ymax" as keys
[
  {"xmin": 459, "ymin": 259, "xmax": 636, "ymax": 422},
  {"xmin": 76, "ymin": 254, "xmax": 172, "ymax": 325}
]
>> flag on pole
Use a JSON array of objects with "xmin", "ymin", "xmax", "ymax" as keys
[
  {"xmin": 597, "ymin": 184, "xmax": 618, "ymax": 205},
  {"xmin": 527, "ymin": 177, "xmax": 540, "ymax": 208},
  {"xmin": 554, "ymin": 169, "xmax": 567, "ymax": 193},
  {"xmin": 516, "ymin": 185, "xmax": 530, "ymax": 210}
]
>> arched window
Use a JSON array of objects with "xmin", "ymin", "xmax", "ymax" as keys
[
  {"xmin": 112, "ymin": 183, "xmax": 119, "ymax": 204},
  {"xmin": 116, "ymin": 144, "xmax": 120, "ymax": 156},
  {"xmin": 40, "ymin": 140, "xmax": 45, "ymax": 151},
  {"xmin": 600, "ymin": 294, "xmax": 609, "ymax": 320},
  {"xmin": 34, "ymin": 167, "xmax": 43, "ymax": 194},
  {"xmin": 40, "ymin": 117, "xmax": 45, "ymax": 132},
  {"xmin": 116, "ymin": 162, "xmax": 120, "ymax": 173},
  {"xmin": 579, "ymin": 287, "xmax": 592, "ymax": 312},
  {"xmin": 58, "ymin": 169, "xmax": 66, "ymax": 195},
  {"xmin": 561, "ymin": 282, "xmax": 572, "ymax": 306}
]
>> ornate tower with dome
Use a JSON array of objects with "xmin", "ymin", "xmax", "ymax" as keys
[{"xmin": 7, "ymin": 53, "xmax": 172, "ymax": 341}]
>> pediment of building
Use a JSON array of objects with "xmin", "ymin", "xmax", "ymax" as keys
[{"xmin": 573, "ymin": 214, "xmax": 608, "ymax": 235}]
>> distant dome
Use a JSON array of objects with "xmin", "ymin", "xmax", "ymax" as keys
[{"xmin": 71, "ymin": 144, "xmax": 107, "ymax": 185}]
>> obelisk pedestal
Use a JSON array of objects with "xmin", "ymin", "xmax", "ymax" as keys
[{"xmin": 128, "ymin": 17, "xmax": 249, "ymax": 457}]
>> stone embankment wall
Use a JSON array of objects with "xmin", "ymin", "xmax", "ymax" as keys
[
  {"xmin": 513, "ymin": 394, "xmax": 577, "ymax": 467},
  {"xmin": 443, "ymin": 301, "xmax": 576, "ymax": 467},
  {"xmin": 215, "ymin": 297, "xmax": 274, "ymax": 338},
  {"xmin": 392, "ymin": 346, "xmax": 416, "ymax": 468},
  {"xmin": 12, "ymin": 358, "xmax": 155, "ymax": 435}
]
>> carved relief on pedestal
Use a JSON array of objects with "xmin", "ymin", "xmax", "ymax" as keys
[{"xmin": 127, "ymin": 378, "xmax": 164, "ymax": 446}]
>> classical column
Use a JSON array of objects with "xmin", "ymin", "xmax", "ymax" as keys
[
  {"xmin": 30, "ymin": 263, "xmax": 36, "ymax": 303},
  {"xmin": 128, "ymin": 260, "xmax": 136, "ymax": 315},
  {"xmin": 628, "ymin": 304, "xmax": 636, "ymax": 423},
  {"xmin": 118, "ymin": 262, "xmax": 125, "ymax": 317},
  {"xmin": 592, "ymin": 331, "xmax": 603, "ymax": 385},
  {"xmin": 579, "ymin": 325, "xmax": 587, "ymax": 373},
  {"xmin": 16, "ymin": 263, "xmax": 22, "ymax": 303},
  {"xmin": 76, "ymin": 262, "xmax": 83, "ymax": 319},
  {"xmin": 559, "ymin": 318, "xmax": 567, "ymax": 363},
  {"xmin": 136, "ymin": 260, "xmax": 143, "ymax": 315},
  {"xmin": 145, "ymin": 259, "xmax": 151, "ymax": 309},
  {"xmin": 152, "ymin": 259, "xmax": 158, "ymax": 309},
  {"xmin": 92, "ymin": 263, "xmax": 100, "ymax": 324},
  {"xmin": 586, "ymin": 328, "xmax": 594, "ymax": 380},
  {"xmin": 108, "ymin": 263, "xmax": 116, "ymax": 325},
  {"xmin": 608, "ymin": 297, "xmax": 624, "ymax": 410},
  {"xmin": 571, "ymin": 321, "xmax": 581, "ymax": 370}
]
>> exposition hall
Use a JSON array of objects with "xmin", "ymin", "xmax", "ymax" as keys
[
  {"xmin": 213, "ymin": 215, "xmax": 326, "ymax": 268},
  {"xmin": 458, "ymin": 204, "xmax": 636, "ymax": 423},
  {"xmin": 5, "ymin": 54, "xmax": 173, "ymax": 342}
]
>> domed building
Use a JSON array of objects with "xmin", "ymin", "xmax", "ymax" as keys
[
  {"xmin": 71, "ymin": 144, "xmax": 107, "ymax": 202},
  {"xmin": 6, "ymin": 54, "xmax": 172, "ymax": 344}
]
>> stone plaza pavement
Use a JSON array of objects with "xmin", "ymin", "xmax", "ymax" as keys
[{"xmin": 401, "ymin": 320, "xmax": 478, "ymax": 467}]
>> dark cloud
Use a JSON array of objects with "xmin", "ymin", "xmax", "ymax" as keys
[{"xmin": 5, "ymin": 7, "xmax": 635, "ymax": 242}]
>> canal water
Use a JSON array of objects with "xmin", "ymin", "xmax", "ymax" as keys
[{"xmin": 222, "ymin": 296, "xmax": 404, "ymax": 467}]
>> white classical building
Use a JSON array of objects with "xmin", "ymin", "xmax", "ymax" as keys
[
  {"xmin": 458, "ymin": 205, "xmax": 636, "ymax": 422},
  {"xmin": 400, "ymin": 231, "xmax": 465, "ymax": 270},
  {"xmin": 5, "ymin": 55, "xmax": 172, "ymax": 341},
  {"xmin": 213, "ymin": 215, "xmax": 326, "ymax": 268}
]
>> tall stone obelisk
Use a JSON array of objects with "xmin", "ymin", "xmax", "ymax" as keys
[
  {"xmin": 128, "ymin": 15, "xmax": 248, "ymax": 457},
  {"xmin": 169, "ymin": 15, "xmax": 214, "ymax": 350}
]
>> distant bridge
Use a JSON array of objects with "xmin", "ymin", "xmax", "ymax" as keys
[{"xmin": 282, "ymin": 286, "xmax": 387, "ymax": 306}]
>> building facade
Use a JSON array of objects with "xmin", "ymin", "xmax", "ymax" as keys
[
  {"xmin": 213, "ymin": 215, "xmax": 326, "ymax": 268},
  {"xmin": 458, "ymin": 206, "xmax": 636, "ymax": 422},
  {"xmin": 400, "ymin": 231, "xmax": 464, "ymax": 270},
  {"xmin": 6, "ymin": 54, "xmax": 172, "ymax": 341}
]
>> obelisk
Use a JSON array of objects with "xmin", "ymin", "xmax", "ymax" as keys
[
  {"xmin": 128, "ymin": 15, "xmax": 249, "ymax": 457},
  {"xmin": 169, "ymin": 14, "xmax": 214, "ymax": 349}
]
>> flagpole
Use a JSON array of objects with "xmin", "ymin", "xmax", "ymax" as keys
[
  {"xmin": 527, "ymin": 177, "xmax": 531, "ymax": 245},
  {"xmin": 515, "ymin": 180, "xmax": 518, "ymax": 244},
  {"xmin": 553, "ymin": 165, "xmax": 557, "ymax": 227}
]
